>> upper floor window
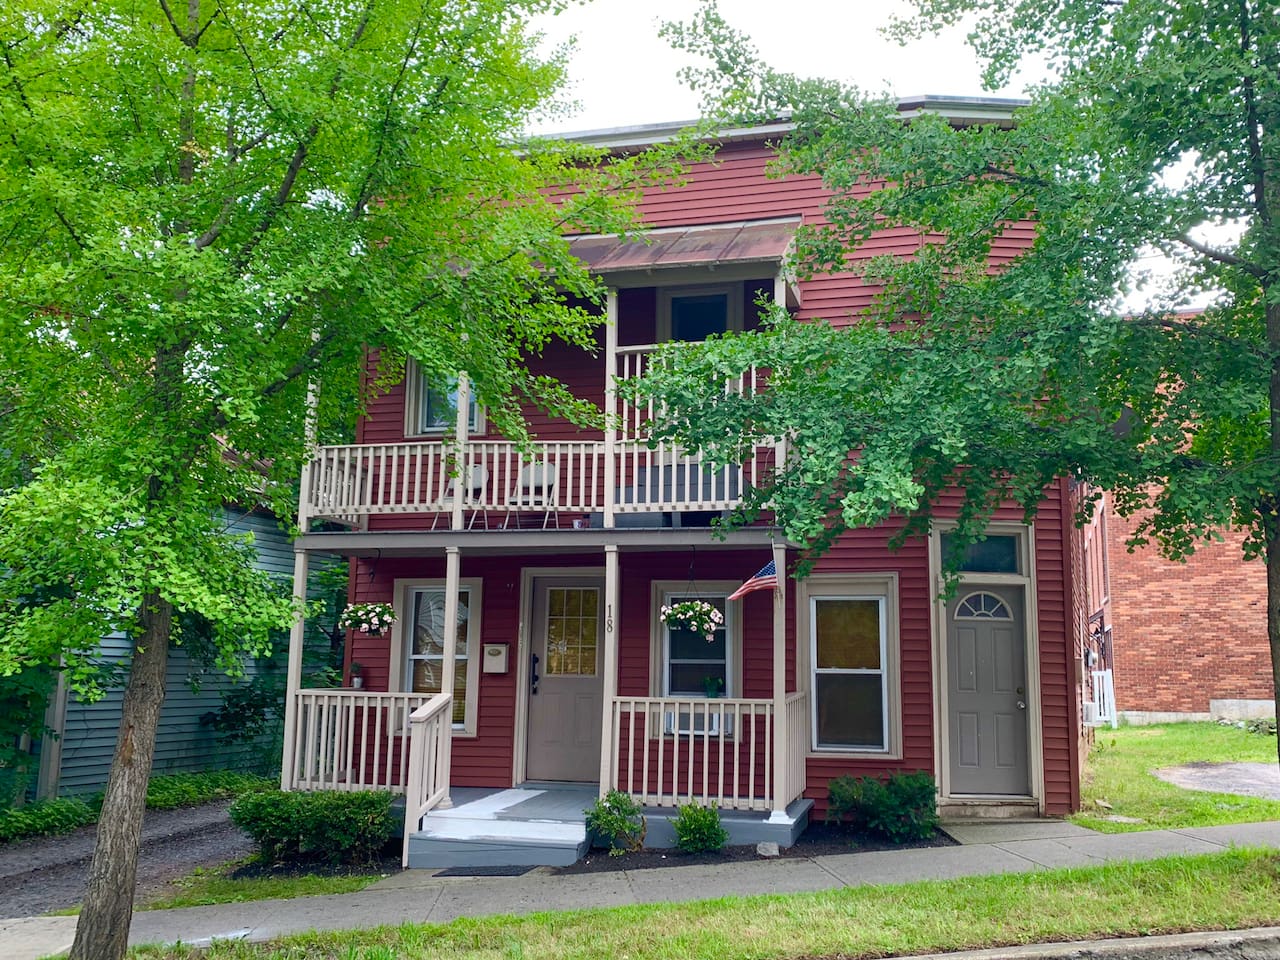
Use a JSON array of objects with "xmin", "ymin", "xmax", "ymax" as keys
[
  {"xmin": 659, "ymin": 285, "xmax": 743, "ymax": 343},
  {"xmin": 405, "ymin": 361, "xmax": 482, "ymax": 436}
]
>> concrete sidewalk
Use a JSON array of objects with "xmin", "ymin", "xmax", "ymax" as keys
[{"xmin": 8, "ymin": 819, "xmax": 1280, "ymax": 959}]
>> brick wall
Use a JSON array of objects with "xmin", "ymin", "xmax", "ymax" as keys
[{"xmin": 1106, "ymin": 506, "xmax": 1272, "ymax": 714}]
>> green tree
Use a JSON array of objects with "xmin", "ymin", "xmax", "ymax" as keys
[
  {"xmin": 0, "ymin": 2, "xmax": 681, "ymax": 956},
  {"xmin": 640, "ymin": 1, "xmax": 1280, "ymax": 750}
]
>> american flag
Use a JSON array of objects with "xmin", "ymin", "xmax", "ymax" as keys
[{"xmin": 728, "ymin": 559, "xmax": 777, "ymax": 600}]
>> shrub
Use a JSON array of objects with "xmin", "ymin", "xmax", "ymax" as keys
[
  {"xmin": 670, "ymin": 802, "xmax": 728, "ymax": 854},
  {"xmin": 584, "ymin": 789, "xmax": 646, "ymax": 856},
  {"xmin": 0, "ymin": 796, "xmax": 96, "ymax": 843},
  {"xmin": 826, "ymin": 770, "xmax": 939, "ymax": 844},
  {"xmin": 229, "ymin": 789, "xmax": 397, "ymax": 864},
  {"xmin": 1247, "ymin": 718, "xmax": 1277, "ymax": 737},
  {"xmin": 146, "ymin": 771, "xmax": 274, "ymax": 810}
]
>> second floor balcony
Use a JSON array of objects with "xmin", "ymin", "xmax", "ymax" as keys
[{"xmin": 300, "ymin": 220, "xmax": 801, "ymax": 533}]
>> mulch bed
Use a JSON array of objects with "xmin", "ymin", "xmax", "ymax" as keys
[
  {"xmin": 553, "ymin": 820, "xmax": 955, "ymax": 874},
  {"xmin": 226, "ymin": 846, "xmax": 402, "ymax": 882}
]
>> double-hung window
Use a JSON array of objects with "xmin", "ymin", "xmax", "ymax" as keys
[
  {"xmin": 403, "ymin": 582, "xmax": 480, "ymax": 731},
  {"xmin": 661, "ymin": 592, "xmax": 732, "ymax": 698},
  {"xmin": 806, "ymin": 575, "xmax": 899, "ymax": 754},
  {"xmin": 406, "ymin": 362, "xmax": 481, "ymax": 436}
]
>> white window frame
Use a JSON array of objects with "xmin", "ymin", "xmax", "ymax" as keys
[
  {"xmin": 403, "ymin": 360, "xmax": 483, "ymax": 437},
  {"xmin": 389, "ymin": 577, "xmax": 482, "ymax": 735},
  {"xmin": 657, "ymin": 284, "xmax": 744, "ymax": 343},
  {"xmin": 649, "ymin": 580, "xmax": 740, "ymax": 699},
  {"xmin": 799, "ymin": 573, "xmax": 901, "ymax": 758}
]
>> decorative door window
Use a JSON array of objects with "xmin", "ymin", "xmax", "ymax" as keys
[{"xmin": 545, "ymin": 587, "xmax": 599, "ymax": 676}]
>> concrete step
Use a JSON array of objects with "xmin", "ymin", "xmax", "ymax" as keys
[{"xmin": 407, "ymin": 817, "xmax": 588, "ymax": 868}]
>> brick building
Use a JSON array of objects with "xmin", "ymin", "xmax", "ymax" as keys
[{"xmin": 1083, "ymin": 492, "xmax": 1273, "ymax": 722}]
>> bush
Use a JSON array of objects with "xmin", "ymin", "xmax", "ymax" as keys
[
  {"xmin": 146, "ymin": 771, "xmax": 274, "ymax": 810},
  {"xmin": 0, "ymin": 796, "xmax": 96, "ymax": 843},
  {"xmin": 670, "ymin": 802, "xmax": 728, "ymax": 854},
  {"xmin": 584, "ymin": 790, "xmax": 646, "ymax": 856},
  {"xmin": 826, "ymin": 770, "xmax": 939, "ymax": 844},
  {"xmin": 229, "ymin": 789, "xmax": 397, "ymax": 864},
  {"xmin": 1247, "ymin": 718, "xmax": 1277, "ymax": 737}
]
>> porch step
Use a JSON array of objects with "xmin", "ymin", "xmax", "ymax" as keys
[{"xmin": 406, "ymin": 786, "xmax": 592, "ymax": 870}]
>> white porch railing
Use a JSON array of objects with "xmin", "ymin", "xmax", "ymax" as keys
[
  {"xmin": 402, "ymin": 692, "xmax": 453, "ymax": 866},
  {"xmin": 1086, "ymin": 669, "xmax": 1118, "ymax": 728},
  {"xmin": 783, "ymin": 691, "xmax": 809, "ymax": 807},
  {"xmin": 288, "ymin": 690, "xmax": 429, "ymax": 793},
  {"xmin": 609, "ymin": 697, "xmax": 784, "ymax": 811}
]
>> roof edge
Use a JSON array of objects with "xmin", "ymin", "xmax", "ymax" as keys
[{"xmin": 545, "ymin": 95, "xmax": 1030, "ymax": 149}]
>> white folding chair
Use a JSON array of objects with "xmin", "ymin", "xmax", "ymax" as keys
[
  {"xmin": 432, "ymin": 465, "xmax": 489, "ymax": 529},
  {"xmin": 505, "ymin": 461, "xmax": 558, "ymax": 528}
]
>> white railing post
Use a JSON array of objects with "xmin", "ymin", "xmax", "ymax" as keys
[
  {"xmin": 598, "ymin": 544, "xmax": 620, "ymax": 797},
  {"xmin": 279, "ymin": 548, "xmax": 310, "ymax": 790},
  {"xmin": 770, "ymin": 540, "xmax": 788, "ymax": 820},
  {"xmin": 604, "ymin": 288, "xmax": 618, "ymax": 529},
  {"xmin": 451, "ymin": 375, "xmax": 470, "ymax": 532}
]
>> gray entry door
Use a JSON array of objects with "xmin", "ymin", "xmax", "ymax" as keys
[
  {"xmin": 946, "ymin": 586, "xmax": 1029, "ymax": 795},
  {"xmin": 526, "ymin": 578, "xmax": 604, "ymax": 782}
]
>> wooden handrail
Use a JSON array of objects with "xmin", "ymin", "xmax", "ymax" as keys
[{"xmin": 402, "ymin": 692, "xmax": 453, "ymax": 867}]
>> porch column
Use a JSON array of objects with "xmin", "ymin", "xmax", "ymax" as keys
[
  {"xmin": 772, "ymin": 270, "xmax": 789, "ymax": 479},
  {"xmin": 598, "ymin": 544, "xmax": 620, "ymax": 797},
  {"xmin": 451, "ymin": 374, "xmax": 471, "ymax": 532},
  {"xmin": 769, "ymin": 540, "xmax": 789, "ymax": 820},
  {"xmin": 603, "ymin": 288, "xmax": 618, "ymax": 530},
  {"xmin": 279, "ymin": 546, "xmax": 310, "ymax": 790},
  {"xmin": 437, "ymin": 545, "xmax": 461, "ymax": 808}
]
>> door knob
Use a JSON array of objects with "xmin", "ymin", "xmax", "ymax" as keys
[
  {"xmin": 531, "ymin": 653, "xmax": 540, "ymax": 695},
  {"xmin": 1017, "ymin": 700, "xmax": 1026, "ymax": 710}
]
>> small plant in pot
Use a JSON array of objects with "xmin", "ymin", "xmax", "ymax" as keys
[
  {"xmin": 702, "ymin": 675, "xmax": 725, "ymax": 698},
  {"xmin": 349, "ymin": 661, "xmax": 365, "ymax": 689}
]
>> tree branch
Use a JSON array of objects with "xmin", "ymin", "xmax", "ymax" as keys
[{"xmin": 1174, "ymin": 232, "xmax": 1265, "ymax": 277}]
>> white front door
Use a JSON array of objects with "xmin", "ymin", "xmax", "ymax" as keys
[
  {"xmin": 526, "ymin": 578, "xmax": 604, "ymax": 782},
  {"xmin": 945, "ymin": 586, "xmax": 1030, "ymax": 795}
]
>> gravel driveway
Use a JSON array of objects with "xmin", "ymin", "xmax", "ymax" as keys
[{"xmin": 0, "ymin": 800, "xmax": 254, "ymax": 919}]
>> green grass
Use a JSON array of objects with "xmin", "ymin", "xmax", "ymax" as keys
[
  {"xmin": 138, "ymin": 860, "xmax": 387, "ymax": 910},
  {"xmin": 129, "ymin": 848, "xmax": 1280, "ymax": 959},
  {"xmin": 1072, "ymin": 722, "xmax": 1280, "ymax": 833}
]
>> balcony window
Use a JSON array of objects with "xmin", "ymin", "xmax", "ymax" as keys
[
  {"xmin": 659, "ymin": 285, "xmax": 743, "ymax": 343},
  {"xmin": 405, "ymin": 361, "xmax": 482, "ymax": 436}
]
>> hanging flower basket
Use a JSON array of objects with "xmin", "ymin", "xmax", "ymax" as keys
[
  {"xmin": 660, "ymin": 600, "xmax": 723, "ymax": 642},
  {"xmin": 338, "ymin": 602, "xmax": 397, "ymax": 637}
]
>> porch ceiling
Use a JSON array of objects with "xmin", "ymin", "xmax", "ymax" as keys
[{"xmin": 295, "ymin": 527, "xmax": 791, "ymax": 557}]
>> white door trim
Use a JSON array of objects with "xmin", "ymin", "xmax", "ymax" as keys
[
  {"xmin": 929, "ymin": 522, "xmax": 1044, "ymax": 812},
  {"xmin": 511, "ymin": 565, "xmax": 604, "ymax": 786}
]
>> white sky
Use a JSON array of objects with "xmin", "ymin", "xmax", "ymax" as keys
[{"xmin": 530, "ymin": 0, "xmax": 1033, "ymax": 135}]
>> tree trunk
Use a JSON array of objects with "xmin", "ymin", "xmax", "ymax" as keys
[
  {"xmin": 68, "ymin": 594, "xmax": 171, "ymax": 960},
  {"xmin": 1265, "ymin": 288, "xmax": 1280, "ymax": 764}
]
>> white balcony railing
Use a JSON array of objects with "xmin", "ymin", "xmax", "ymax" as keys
[{"xmin": 287, "ymin": 689, "xmax": 429, "ymax": 793}]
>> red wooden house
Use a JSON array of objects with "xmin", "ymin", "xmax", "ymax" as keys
[{"xmin": 278, "ymin": 102, "xmax": 1084, "ymax": 868}]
